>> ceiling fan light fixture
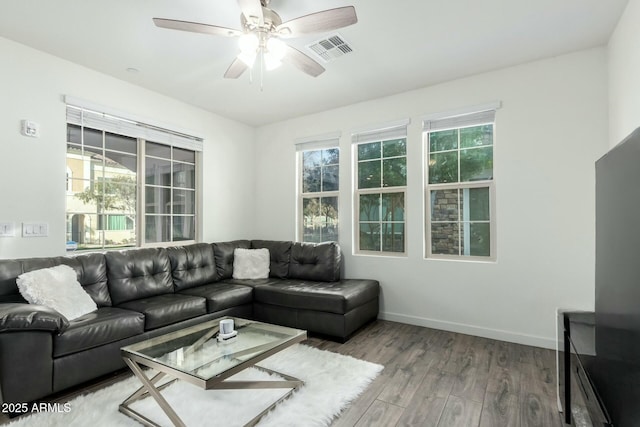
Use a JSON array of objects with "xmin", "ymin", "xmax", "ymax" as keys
[
  {"xmin": 238, "ymin": 33, "xmax": 259, "ymax": 54},
  {"xmin": 266, "ymin": 38, "xmax": 286, "ymax": 61},
  {"xmin": 237, "ymin": 32, "xmax": 259, "ymax": 67}
]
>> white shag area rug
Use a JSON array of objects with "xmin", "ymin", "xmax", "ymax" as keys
[{"xmin": 9, "ymin": 344, "xmax": 383, "ymax": 427}]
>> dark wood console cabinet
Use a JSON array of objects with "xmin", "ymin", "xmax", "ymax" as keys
[{"xmin": 558, "ymin": 310, "xmax": 611, "ymax": 426}]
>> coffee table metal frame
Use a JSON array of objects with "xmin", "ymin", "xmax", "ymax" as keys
[{"xmin": 119, "ymin": 318, "xmax": 307, "ymax": 427}]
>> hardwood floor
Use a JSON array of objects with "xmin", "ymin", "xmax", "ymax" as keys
[
  {"xmin": 305, "ymin": 320, "xmax": 565, "ymax": 427},
  {"xmin": 0, "ymin": 320, "xmax": 564, "ymax": 427}
]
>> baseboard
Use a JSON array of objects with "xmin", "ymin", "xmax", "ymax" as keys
[{"xmin": 378, "ymin": 311, "xmax": 556, "ymax": 349}]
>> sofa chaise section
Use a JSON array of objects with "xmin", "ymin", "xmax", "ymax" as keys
[
  {"xmin": 212, "ymin": 240, "xmax": 380, "ymax": 340},
  {"xmin": 250, "ymin": 241, "xmax": 379, "ymax": 340}
]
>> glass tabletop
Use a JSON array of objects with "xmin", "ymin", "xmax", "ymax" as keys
[{"xmin": 121, "ymin": 317, "xmax": 306, "ymax": 382}]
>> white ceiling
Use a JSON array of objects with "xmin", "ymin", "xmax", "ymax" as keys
[{"xmin": 0, "ymin": 0, "xmax": 629, "ymax": 126}]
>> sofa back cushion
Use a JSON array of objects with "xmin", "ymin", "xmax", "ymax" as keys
[
  {"xmin": 288, "ymin": 241, "xmax": 341, "ymax": 282},
  {"xmin": 56, "ymin": 253, "xmax": 111, "ymax": 307},
  {"xmin": 105, "ymin": 248, "xmax": 173, "ymax": 305},
  {"xmin": 167, "ymin": 243, "xmax": 218, "ymax": 291},
  {"xmin": 212, "ymin": 240, "xmax": 251, "ymax": 280},
  {"xmin": 0, "ymin": 259, "xmax": 24, "ymax": 302},
  {"xmin": 0, "ymin": 258, "xmax": 56, "ymax": 303},
  {"xmin": 251, "ymin": 240, "xmax": 292, "ymax": 279},
  {"xmin": 0, "ymin": 254, "xmax": 111, "ymax": 307}
]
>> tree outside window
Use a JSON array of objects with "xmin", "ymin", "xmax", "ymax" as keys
[
  {"xmin": 356, "ymin": 138, "xmax": 407, "ymax": 254},
  {"xmin": 300, "ymin": 148, "xmax": 339, "ymax": 243}
]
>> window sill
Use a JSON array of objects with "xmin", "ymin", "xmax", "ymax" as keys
[{"xmin": 424, "ymin": 255, "xmax": 496, "ymax": 264}]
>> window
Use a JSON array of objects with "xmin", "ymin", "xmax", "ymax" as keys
[
  {"xmin": 65, "ymin": 101, "xmax": 202, "ymax": 251},
  {"xmin": 144, "ymin": 141, "xmax": 196, "ymax": 243},
  {"xmin": 353, "ymin": 120, "xmax": 408, "ymax": 255},
  {"xmin": 424, "ymin": 107, "xmax": 497, "ymax": 259},
  {"xmin": 296, "ymin": 135, "xmax": 340, "ymax": 243}
]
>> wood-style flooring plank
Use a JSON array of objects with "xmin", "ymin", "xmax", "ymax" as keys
[
  {"xmin": 437, "ymin": 395, "xmax": 483, "ymax": 427},
  {"xmin": 377, "ymin": 362, "xmax": 431, "ymax": 407},
  {"xmin": 519, "ymin": 391, "xmax": 564, "ymax": 427},
  {"xmin": 451, "ymin": 336, "xmax": 495, "ymax": 402},
  {"xmin": 396, "ymin": 368, "xmax": 455, "ymax": 426},
  {"xmin": 479, "ymin": 366, "xmax": 521, "ymax": 427},
  {"xmin": 331, "ymin": 369, "xmax": 393, "ymax": 427},
  {"xmin": 353, "ymin": 400, "xmax": 404, "ymax": 427}
]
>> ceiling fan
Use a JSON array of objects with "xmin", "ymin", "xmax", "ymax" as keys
[{"xmin": 153, "ymin": 0, "xmax": 358, "ymax": 79}]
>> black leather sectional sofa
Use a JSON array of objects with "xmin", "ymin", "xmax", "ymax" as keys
[{"xmin": 0, "ymin": 240, "xmax": 379, "ymax": 406}]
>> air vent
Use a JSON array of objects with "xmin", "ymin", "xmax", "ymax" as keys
[{"xmin": 306, "ymin": 34, "xmax": 353, "ymax": 63}]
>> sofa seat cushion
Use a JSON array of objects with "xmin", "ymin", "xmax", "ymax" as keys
[
  {"xmin": 221, "ymin": 278, "xmax": 282, "ymax": 288},
  {"xmin": 179, "ymin": 282, "xmax": 253, "ymax": 313},
  {"xmin": 53, "ymin": 307, "xmax": 144, "ymax": 357},
  {"xmin": 117, "ymin": 294, "xmax": 206, "ymax": 330},
  {"xmin": 254, "ymin": 279, "xmax": 379, "ymax": 315}
]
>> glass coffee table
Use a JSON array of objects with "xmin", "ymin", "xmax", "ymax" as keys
[{"xmin": 119, "ymin": 317, "xmax": 307, "ymax": 427}]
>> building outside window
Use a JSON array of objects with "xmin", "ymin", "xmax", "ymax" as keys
[
  {"xmin": 424, "ymin": 106, "xmax": 498, "ymax": 260},
  {"xmin": 353, "ymin": 120, "xmax": 408, "ymax": 255},
  {"xmin": 65, "ymin": 101, "xmax": 202, "ymax": 251},
  {"xmin": 296, "ymin": 135, "xmax": 340, "ymax": 243}
]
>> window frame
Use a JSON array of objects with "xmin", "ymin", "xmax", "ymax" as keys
[
  {"xmin": 352, "ymin": 130, "xmax": 408, "ymax": 257},
  {"xmin": 424, "ymin": 115, "xmax": 497, "ymax": 261},
  {"xmin": 296, "ymin": 145, "xmax": 340, "ymax": 243}
]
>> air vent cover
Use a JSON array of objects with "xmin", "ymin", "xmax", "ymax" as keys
[{"xmin": 306, "ymin": 34, "xmax": 353, "ymax": 63}]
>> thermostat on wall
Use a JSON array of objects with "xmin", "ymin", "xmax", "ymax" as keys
[{"xmin": 21, "ymin": 120, "xmax": 40, "ymax": 138}]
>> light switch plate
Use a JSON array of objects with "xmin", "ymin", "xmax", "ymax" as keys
[
  {"xmin": 22, "ymin": 222, "xmax": 48, "ymax": 237},
  {"xmin": 21, "ymin": 120, "xmax": 40, "ymax": 138},
  {"xmin": 0, "ymin": 222, "xmax": 16, "ymax": 237}
]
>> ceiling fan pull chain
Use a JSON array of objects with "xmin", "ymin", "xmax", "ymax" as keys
[{"xmin": 260, "ymin": 51, "xmax": 265, "ymax": 92}]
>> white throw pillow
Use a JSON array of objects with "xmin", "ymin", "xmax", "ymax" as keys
[
  {"xmin": 16, "ymin": 264, "xmax": 97, "ymax": 321},
  {"xmin": 232, "ymin": 248, "xmax": 270, "ymax": 279}
]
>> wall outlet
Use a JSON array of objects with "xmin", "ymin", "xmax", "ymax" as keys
[
  {"xmin": 22, "ymin": 222, "xmax": 48, "ymax": 237},
  {"xmin": 0, "ymin": 222, "xmax": 16, "ymax": 237}
]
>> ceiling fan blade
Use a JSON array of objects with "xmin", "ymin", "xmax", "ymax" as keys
[
  {"xmin": 276, "ymin": 6, "xmax": 357, "ymax": 38},
  {"xmin": 224, "ymin": 58, "xmax": 249, "ymax": 79},
  {"xmin": 237, "ymin": 0, "xmax": 264, "ymax": 26},
  {"xmin": 282, "ymin": 45, "xmax": 325, "ymax": 77},
  {"xmin": 153, "ymin": 18, "xmax": 242, "ymax": 37}
]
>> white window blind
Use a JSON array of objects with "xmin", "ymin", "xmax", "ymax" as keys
[
  {"xmin": 423, "ymin": 110, "xmax": 496, "ymax": 132},
  {"xmin": 65, "ymin": 101, "xmax": 203, "ymax": 152},
  {"xmin": 422, "ymin": 101, "xmax": 501, "ymax": 132},
  {"xmin": 295, "ymin": 131, "xmax": 341, "ymax": 152},
  {"xmin": 352, "ymin": 118, "xmax": 410, "ymax": 144}
]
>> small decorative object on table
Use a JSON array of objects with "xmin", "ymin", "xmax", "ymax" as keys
[{"xmin": 217, "ymin": 318, "xmax": 237, "ymax": 342}]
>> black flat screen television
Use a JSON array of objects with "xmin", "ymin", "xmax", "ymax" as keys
[{"xmin": 594, "ymin": 127, "xmax": 640, "ymax": 426}]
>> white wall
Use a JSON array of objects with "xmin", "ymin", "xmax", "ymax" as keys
[
  {"xmin": 254, "ymin": 48, "xmax": 609, "ymax": 348},
  {"xmin": 0, "ymin": 37, "xmax": 255, "ymax": 258},
  {"xmin": 608, "ymin": 0, "xmax": 640, "ymax": 147}
]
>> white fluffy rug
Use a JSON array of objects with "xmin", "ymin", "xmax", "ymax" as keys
[{"xmin": 9, "ymin": 344, "xmax": 382, "ymax": 427}]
